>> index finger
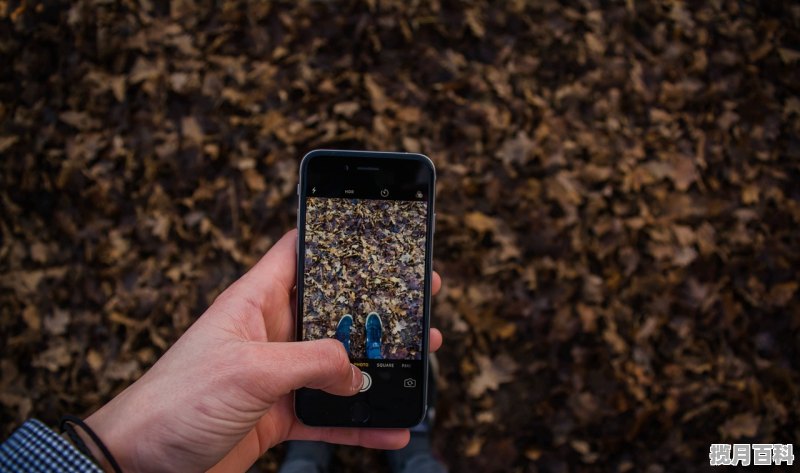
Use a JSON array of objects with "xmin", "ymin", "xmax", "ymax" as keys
[{"xmin": 432, "ymin": 271, "xmax": 442, "ymax": 296}]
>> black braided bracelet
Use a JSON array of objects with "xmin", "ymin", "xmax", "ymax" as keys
[{"xmin": 59, "ymin": 415, "xmax": 122, "ymax": 473}]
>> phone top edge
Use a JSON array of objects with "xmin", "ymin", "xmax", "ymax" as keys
[
  {"xmin": 299, "ymin": 150, "xmax": 436, "ymax": 201},
  {"xmin": 300, "ymin": 149, "xmax": 436, "ymax": 175}
]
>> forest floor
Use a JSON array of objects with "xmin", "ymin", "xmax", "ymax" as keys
[{"xmin": 1, "ymin": 1, "xmax": 799, "ymax": 472}]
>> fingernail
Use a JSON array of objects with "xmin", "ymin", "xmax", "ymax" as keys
[{"xmin": 350, "ymin": 364, "xmax": 363, "ymax": 392}]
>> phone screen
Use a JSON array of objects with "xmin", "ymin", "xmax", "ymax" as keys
[
  {"xmin": 295, "ymin": 150, "xmax": 435, "ymax": 427},
  {"xmin": 303, "ymin": 197, "xmax": 427, "ymax": 360}
]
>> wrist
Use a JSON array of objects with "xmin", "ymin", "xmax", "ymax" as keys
[
  {"xmin": 59, "ymin": 411, "xmax": 126, "ymax": 473},
  {"xmin": 67, "ymin": 427, "xmax": 116, "ymax": 473},
  {"xmin": 83, "ymin": 406, "xmax": 134, "ymax": 473}
]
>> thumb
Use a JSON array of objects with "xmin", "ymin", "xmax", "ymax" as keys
[{"xmin": 250, "ymin": 339, "xmax": 363, "ymax": 398}]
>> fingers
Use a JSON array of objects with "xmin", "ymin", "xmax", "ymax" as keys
[
  {"xmin": 430, "ymin": 273, "xmax": 443, "ymax": 351},
  {"xmin": 288, "ymin": 422, "xmax": 410, "ymax": 450},
  {"xmin": 432, "ymin": 271, "xmax": 442, "ymax": 295},
  {"xmin": 229, "ymin": 229, "xmax": 298, "ymax": 305},
  {"xmin": 429, "ymin": 328, "xmax": 443, "ymax": 352},
  {"xmin": 249, "ymin": 339, "xmax": 362, "ymax": 398}
]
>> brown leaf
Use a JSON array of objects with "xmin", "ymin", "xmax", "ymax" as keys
[
  {"xmin": 364, "ymin": 74, "xmax": 387, "ymax": 113},
  {"xmin": 465, "ymin": 9, "xmax": 485, "ymax": 38},
  {"xmin": 242, "ymin": 168, "xmax": 266, "ymax": 192},
  {"xmin": 464, "ymin": 437, "xmax": 484, "ymax": 457},
  {"xmin": 670, "ymin": 154, "xmax": 698, "ymax": 191},
  {"xmin": 777, "ymin": 48, "xmax": 800, "ymax": 64},
  {"xmin": 86, "ymin": 350, "xmax": 104, "ymax": 372},
  {"xmin": 333, "ymin": 101, "xmax": 360, "ymax": 117},
  {"xmin": 181, "ymin": 116, "xmax": 204, "ymax": 147},
  {"xmin": 468, "ymin": 354, "xmax": 518, "ymax": 397},
  {"xmin": 33, "ymin": 344, "xmax": 72, "ymax": 372},
  {"xmin": 0, "ymin": 136, "xmax": 19, "ymax": 153},
  {"xmin": 44, "ymin": 309, "xmax": 70, "ymax": 336},
  {"xmin": 769, "ymin": 282, "xmax": 798, "ymax": 307},
  {"xmin": 547, "ymin": 171, "xmax": 583, "ymax": 206},
  {"xmin": 106, "ymin": 359, "xmax": 140, "ymax": 381},
  {"xmin": 497, "ymin": 131, "xmax": 534, "ymax": 167},
  {"xmin": 464, "ymin": 211, "xmax": 499, "ymax": 234},
  {"xmin": 22, "ymin": 305, "xmax": 40, "ymax": 331},
  {"xmin": 29, "ymin": 242, "xmax": 48, "ymax": 263},
  {"xmin": 59, "ymin": 111, "xmax": 100, "ymax": 130},
  {"xmin": 128, "ymin": 57, "xmax": 162, "ymax": 84},
  {"xmin": 719, "ymin": 412, "xmax": 760, "ymax": 439},
  {"xmin": 585, "ymin": 32, "xmax": 606, "ymax": 56}
]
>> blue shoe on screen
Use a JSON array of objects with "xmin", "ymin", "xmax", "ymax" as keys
[
  {"xmin": 366, "ymin": 312, "xmax": 383, "ymax": 359},
  {"xmin": 335, "ymin": 314, "xmax": 353, "ymax": 355}
]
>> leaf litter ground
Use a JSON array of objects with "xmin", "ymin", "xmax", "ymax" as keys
[{"xmin": 1, "ymin": 1, "xmax": 799, "ymax": 472}]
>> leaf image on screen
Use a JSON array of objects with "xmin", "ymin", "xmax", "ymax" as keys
[{"xmin": 303, "ymin": 197, "xmax": 427, "ymax": 360}]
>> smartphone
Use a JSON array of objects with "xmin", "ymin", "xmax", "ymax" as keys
[{"xmin": 294, "ymin": 149, "xmax": 436, "ymax": 428}]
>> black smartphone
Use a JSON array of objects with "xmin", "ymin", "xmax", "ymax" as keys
[{"xmin": 294, "ymin": 149, "xmax": 436, "ymax": 428}]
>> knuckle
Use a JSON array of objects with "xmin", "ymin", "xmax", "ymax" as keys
[
  {"xmin": 210, "ymin": 285, "xmax": 237, "ymax": 308},
  {"xmin": 318, "ymin": 339, "xmax": 350, "ymax": 377}
]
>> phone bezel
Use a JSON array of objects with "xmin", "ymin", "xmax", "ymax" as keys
[{"xmin": 294, "ymin": 149, "xmax": 436, "ymax": 428}]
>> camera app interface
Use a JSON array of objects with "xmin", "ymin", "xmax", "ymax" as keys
[{"xmin": 302, "ymin": 196, "xmax": 427, "ymax": 361}]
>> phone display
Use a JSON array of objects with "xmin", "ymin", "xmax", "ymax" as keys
[
  {"xmin": 295, "ymin": 150, "xmax": 435, "ymax": 427},
  {"xmin": 303, "ymin": 197, "xmax": 427, "ymax": 359}
]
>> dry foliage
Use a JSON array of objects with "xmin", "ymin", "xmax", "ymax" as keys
[
  {"xmin": 1, "ymin": 1, "xmax": 799, "ymax": 472},
  {"xmin": 303, "ymin": 197, "xmax": 427, "ymax": 359}
]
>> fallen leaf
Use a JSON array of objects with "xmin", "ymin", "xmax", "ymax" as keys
[
  {"xmin": 468, "ymin": 354, "xmax": 518, "ymax": 397},
  {"xmin": 719, "ymin": 412, "xmax": 760, "ymax": 439}
]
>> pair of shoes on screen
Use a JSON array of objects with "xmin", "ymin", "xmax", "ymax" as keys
[{"xmin": 335, "ymin": 312, "xmax": 383, "ymax": 360}]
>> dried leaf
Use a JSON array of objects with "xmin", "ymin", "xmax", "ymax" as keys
[
  {"xmin": 719, "ymin": 413, "xmax": 761, "ymax": 439},
  {"xmin": 468, "ymin": 354, "xmax": 518, "ymax": 397}
]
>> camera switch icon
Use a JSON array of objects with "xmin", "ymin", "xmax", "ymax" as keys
[
  {"xmin": 381, "ymin": 189, "xmax": 389, "ymax": 197},
  {"xmin": 403, "ymin": 378, "xmax": 416, "ymax": 388}
]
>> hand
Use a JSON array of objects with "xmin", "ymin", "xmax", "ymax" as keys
[{"xmin": 83, "ymin": 230, "xmax": 444, "ymax": 473}]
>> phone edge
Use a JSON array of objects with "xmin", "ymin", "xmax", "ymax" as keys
[{"xmin": 293, "ymin": 149, "xmax": 436, "ymax": 428}]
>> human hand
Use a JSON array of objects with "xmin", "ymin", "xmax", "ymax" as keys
[{"xmin": 83, "ymin": 230, "xmax": 443, "ymax": 472}]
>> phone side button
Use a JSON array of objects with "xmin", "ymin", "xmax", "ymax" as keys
[{"xmin": 350, "ymin": 401, "xmax": 370, "ymax": 424}]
